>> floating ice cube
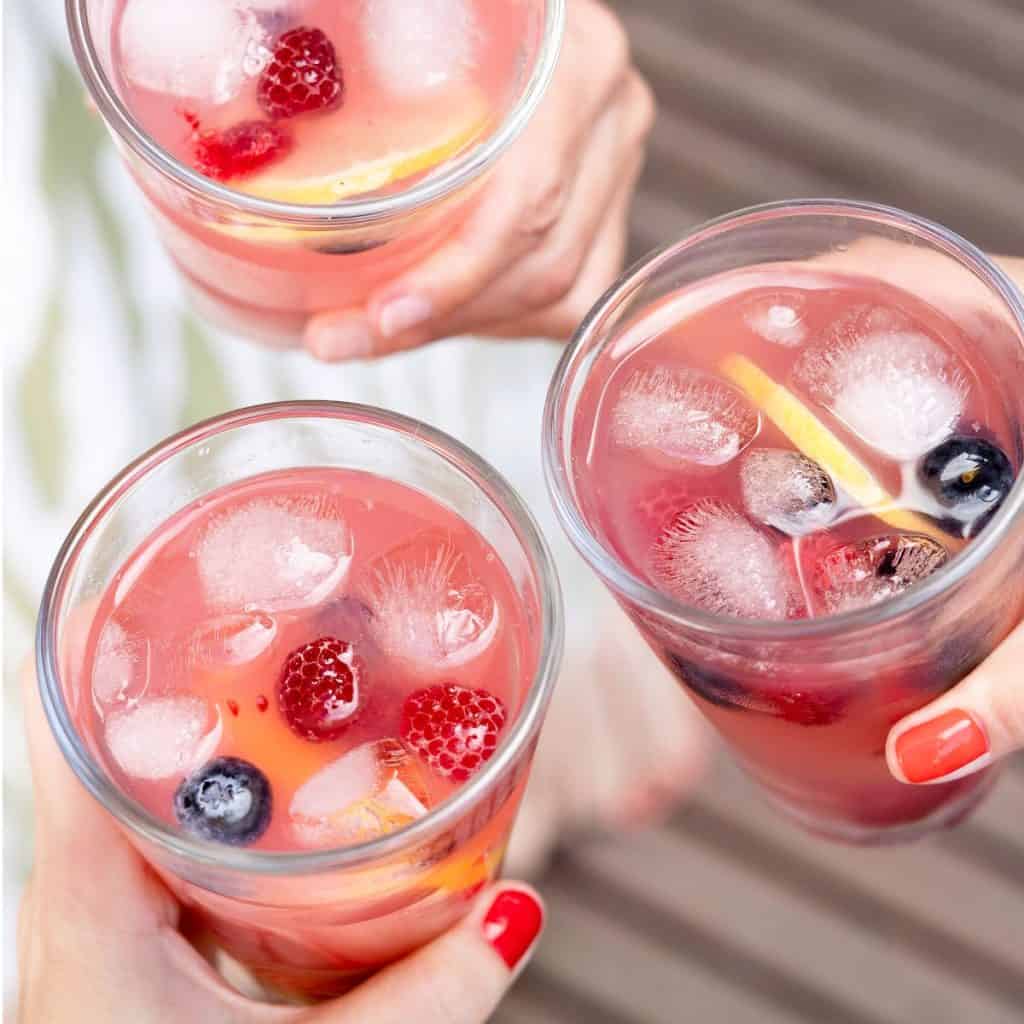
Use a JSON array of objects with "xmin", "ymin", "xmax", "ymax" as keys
[
  {"xmin": 196, "ymin": 496, "xmax": 352, "ymax": 613},
  {"xmin": 652, "ymin": 499, "xmax": 797, "ymax": 619},
  {"xmin": 105, "ymin": 697, "xmax": 221, "ymax": 781},
  {"xmin": 92, "ymin": 621, "xmax": 150, "ymax": 708},
  {"xmin": 363, "ymin": 0, "xmax": 478, "ymax": 96},
  {"xmin": 794, "ymin": 307, "xmax": 968, "ymax": 460},
  {"xmin": 290, "ymin": 738, "xmax": 430, "ymax": 846},
  {"xmin": 190, "ymin": 612, "xmax": 277, "ymax": 669},
  {"xmin": 743, "ymin": 290, "xmax": 808, "ymax": 347},
  {"xmin": 119, "ymin": 0, "xmax": 272, "ymax": 104},
  {"xmin": 740, "ymin": 449, "xmax": 836, "ymax": 536},
  {"xmin": 812, "ymin": 534, "xmax": 948, "ymax": 615},
  {"xmin": 361, "ymin": 532, "xmax": 498, "ymax": 671},
  {"xmin": 611, "ymin": 367, "xmax": 759, "ymax": 467}
]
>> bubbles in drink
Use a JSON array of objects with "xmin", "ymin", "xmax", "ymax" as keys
[
  {"xmin": 794, "ymin": 306, "xmax": 968, "ymax": 459},
  {"xmin": 811, "ymin": 533, "xmax": 948, "ymax": 615},
  {"xmin": 118, "ymin": 0, "xmax": 274, "ymax": 104},
  {"xmin": 289, "ymin": 738, "xmax": 430, "ymax": 846},
  {"xmin": 611, "ymin": 367, "xmax": 759, "ymax": 467},
  {"xmin": 651, "ymin": 499, "xmax": 798, "ymax": 619},
  {"xmin": 196, "ymin": 496, "xmax": 352, "ymax": 613},
  {"xmin": 360, "ymin": 532, "xmax": 498, "ymax": 670},
  {"xmin": 104, "ymin": 697, "xmax": 221, "ymax": 781},
  {"xmin": 363, "ymin": 0, "xmax": 478, "ymax": 96},
  {"xmin": 190, "ymin": 613, "xmax": 277, "ymax": 669},
  {"xmin": 740, "ymin": 449, "xmax": 837, "ymax": 536},
  {"xmin": 743, "ymin": 290, "xmax": 807, "ymax": 347},
  {"xmin": 92, "ymin": 621, "xmax": 150, "ymax": 708}
]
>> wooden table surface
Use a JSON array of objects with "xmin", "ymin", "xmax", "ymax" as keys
[{"xmin": 496, "ymin": 2, "xmax": 1024, "ymax": 1021}]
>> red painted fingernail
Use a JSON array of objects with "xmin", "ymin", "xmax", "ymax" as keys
[
  {"xmin": 895, "ymin": 709, "xmax": 989, "ymax": 783},
  {"xmin": 482, "ymin": 889, "xmax": 544, "ymax": 969}
]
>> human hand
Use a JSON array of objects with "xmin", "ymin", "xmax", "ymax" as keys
[
  {"xmin": 17, "ymin": 662, "xmax": 544, "ymax": 1023},
  {"xmin": 304, "ymin": 0, "xmax": 654, "ymax": 361}
]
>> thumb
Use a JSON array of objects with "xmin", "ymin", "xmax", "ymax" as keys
[
  {"xmin": 307, "ymin": 884, "xmax": 544, "ymax": 1024},
  {"xmin": 886, "ymin": 621, "xmax": 1024, "ymax": 785}
]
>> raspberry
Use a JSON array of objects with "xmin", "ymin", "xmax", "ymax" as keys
[
  {"xmin": 192, "ymin": 119, "xmax": 291, "ymax": 181},
  {"xmin": 401, "ymin": 685, "xmax": 506, "ymax": 781},
  {"xmin": 258, "ymin": 27, "xmax": 344, "ymax": 120},
  {"xmin": 278, "ymin": 636, "xmax": 364, "ymax": 742}
]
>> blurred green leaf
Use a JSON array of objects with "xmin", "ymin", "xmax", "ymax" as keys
[
  {"xmin": 18, "ymin": 290, "xmax": 66, "ymax": 506},
  {"xmin": 180, "ymin": 312, "xmax": 233, "ymax": 427},
  {"xmin": 40, "ymin": 58, "xmax": 107, "ymax": 209}
]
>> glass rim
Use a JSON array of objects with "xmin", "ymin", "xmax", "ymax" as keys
[
  {"xmin": 543, "ymin": 197, "xmax": 1024, "ymax": 642},
  {"xmin": 37, "ymin": 401, "xmax": 564, "ymax": 875},
  {"xmin": 66, "ymin": 0, "xmax": 566, "ymax": 225}
]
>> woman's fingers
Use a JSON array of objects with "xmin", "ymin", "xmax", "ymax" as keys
[
  {"xmin": 887, "ymin": 621, "xmax": 1024, "ymax": 784},
  {"xmin": 302, "ymin": 1, "xmax": 648, "ymax": 361},
  {"xmin": 310, "ymin": 885, "xmax": 545, "ymax": 1024}
]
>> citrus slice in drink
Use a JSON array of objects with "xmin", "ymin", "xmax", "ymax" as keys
[
  {"xmin": 239, "ymin": 85, "xmax": 490, "ymax": 205},
  {"xmin": 212, "ymin": 85, "xmax": 490, "ymax": 246},
  {"xmin": 719, "ymin": 353, "xmax": 957, "ymax": 546}
]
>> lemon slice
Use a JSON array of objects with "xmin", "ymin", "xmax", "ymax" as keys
[
  {"xmin": 240, "ymin": 88, "xmax": 490, "ymax": 206},
  {"xmin": 720, "ymin": 353, "xmax": 955, "ymax": 544}
]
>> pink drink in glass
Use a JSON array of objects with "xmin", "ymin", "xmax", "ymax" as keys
[
  {"xmin": 39, "ymin": 405, "xmax": 561, "ymax": 999},
  {"xmin": 545, "ymin": 202, "xmax": 1024, "ymax": 843},
  {"xmin": 68, "ymin": 0, "xmax": 563, "ymax": 341}
]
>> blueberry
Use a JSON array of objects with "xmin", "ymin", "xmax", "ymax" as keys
[
  {"xmin": 920, "ymin": 436, "xmax": 1013, "ymax": 538},
  {"xmin": 665, "ymin": 653, "xmax": 754, "ymax": 712},
  {"xmin": 174, "ymin": 757, "xmax": 271, "ymax": 846}
]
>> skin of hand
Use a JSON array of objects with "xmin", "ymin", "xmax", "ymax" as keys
[
  {"xmin": 17, "ymin": 661, "xmax": 544, "ymax": 1024},
  {"xmin": 303, "ymin": 0, "xmax": 655, "ymax": 362},
  {"xmin": 883, "ymin": 254, "xmax": 1024, "ymax": 787}
]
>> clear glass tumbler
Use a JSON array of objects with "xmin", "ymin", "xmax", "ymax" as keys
[
  {"xmin": 38, "ymin": 402, "xmax": 563, "ymax": 999},
  {"xmin": 66, "ymin": 0, "xmax": 565, "ymax": 344},
  {"xmin": 544, "ymin": 200, "xmax": 1024, "ymax": 844}
]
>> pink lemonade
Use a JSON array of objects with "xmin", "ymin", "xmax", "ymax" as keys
[
  {"xmin": 86, "ymin": 0, "xmax": 551, "ymax": 339},
  {"xmin": 570, "ymin": 267, "xmax": 1020, "ymax": 837},
  {"xmin": 79, "ymin": 466, "xmax": 533, "ymax": 995}
]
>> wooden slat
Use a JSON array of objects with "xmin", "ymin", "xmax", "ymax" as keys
[
  {"xmin": 622, "ymin": 9, "xmax": 1024, "ymax": 252},
  {"xmin": 527, "ymin": 873, "xmax": 803, "ymax": 1024},
  {"xmin": 675, "ymin": 762, "xmax": 1024, "ymax": 994},
  {"xmin": 805, "ymin": 0, "xmax": 1024, "ymax": 96},
  {"xmin": 571, "ymin": 825, "xmax": 1020, "ymax": 1023}
]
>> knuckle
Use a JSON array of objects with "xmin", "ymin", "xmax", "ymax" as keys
[
  {"xmin": 516, "ymin": 175, "xmax": 571, "ymax": 246},
  {"xmin": 525, "ymin": 249, "xmax": 582, "ymax": 309}
]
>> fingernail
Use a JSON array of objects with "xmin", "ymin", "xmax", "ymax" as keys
[
  {"xmin": 308, "ymin": 319, "xmax": 375, "ymax": 361},
  {"xmin": 377, "ymin": 293, "xmax": 432, "ymax": 338},
  {"xmin": 894, "ymin": 709, "xmax": 989, "ymax": 783},
  {"xmin": 482, "ymin": 889, "xmax": 544, "ymax": 970}
]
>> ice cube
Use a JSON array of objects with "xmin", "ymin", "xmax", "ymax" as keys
[
  {"xmin": 812, "ymin": 534, "xmax": 948, "ymax": 615},
  {"xmin": 196, "ymin": 496, "xmax": 352, "ymax": 613},
  {"xmin": 105, "ymin": 697, "xmax": 221, "ymax": 781},
  {"xmin": 794, "ymin": 307, "xmax": 968, "ymax": 460},
  {"xmin": 119, "ymin": 0, "xmax": 272, "ymax": 104},
  {"xmin": 611, "ymin": 367, "xmax": 759, "ymax": 467},
  {"xmin": 361, "ymin": 533, "xmax": 498, "ymax": 671},
  {"xmin": 92, "ymin": 621, "xmax": 150, "ymax": 708},
  {"xmin": 290, "ymin": 738, "xmax": 430, "ymax": 846},
  {"xmin": 740, "ymin": 449, "xmax": 836, "ymax": 536},
  {"xmin": 652, "ymin": 499, "xmax": 798, "ymax": 620},
  {"xmin": 190, "ymin": 612, "xmax": 277, "ymax": 669},
  {"xmin": 363, "ymin": 0, "xmax": 478, "ymax": 96},
  {"xmin": 743, "ymin": 290, "xmax": 808, "ymax": 347}
]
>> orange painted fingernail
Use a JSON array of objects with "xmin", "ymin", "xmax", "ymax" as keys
[{"xmin": 894, "ymin": 709, "xmax": 989, "ymax": 783}]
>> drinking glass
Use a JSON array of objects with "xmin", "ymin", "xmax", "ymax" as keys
[
  {"xmin": 543, "ymin": 200, "xmax": 1024, "ymax": 844},
  {"xmin": 66, "ymin": 0, "xmax": 565, "ymax": 343},
  {"xmin": 38, "ymin": 402, "xmax": 563, "ymax": 999}
]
